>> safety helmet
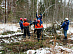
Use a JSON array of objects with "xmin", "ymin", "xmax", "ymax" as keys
[
  {"xmin": 65, "ymin": 18, "xmax": 68, "ymax": 20},
  {"xmin": 20, "ymin": 18, "xmax": 23, "ymax": 20},
  {"xmin": 24, "ymin": 18, "xmax": 27, "ymax": 21},
  {"xmin": 37, "ymin": 20, "xmax": 40, "ymax": 23}
]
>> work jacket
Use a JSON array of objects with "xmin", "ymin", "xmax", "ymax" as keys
[
  {"xmin": 19, "ymin": 20, "xmax": 23, "ymax": 29},
  {"xmin": 35, "ymin": 23, "xmax": 43, "ymax": 29},
  {"xmin": 23, "ymin": 22, "xmax": 30, "ymax": 27},
  {"xmin": 61, "ymin": 20, "xmax": 69, "ymax": 30}
]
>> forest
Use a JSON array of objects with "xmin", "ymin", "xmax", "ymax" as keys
[
  {"xmin": 0, "ymin": 0, "xmax": 73, "ymax": 23},
  {"xmin": 0, "ymin": 0, "xmax": 73, "ymax": 54}
]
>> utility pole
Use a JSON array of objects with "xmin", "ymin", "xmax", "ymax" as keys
[{"xmin": 5, "ymin": 0, "xmax": 6, "ymax": 23}]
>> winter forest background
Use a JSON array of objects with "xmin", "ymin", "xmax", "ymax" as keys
[
  {"xmin": 0, "ymin": 0, "xmax": 73, "ymax": 54},
  {"xmin": 0, "ymin": 0, "xmax": 73, "ymax": 23}
]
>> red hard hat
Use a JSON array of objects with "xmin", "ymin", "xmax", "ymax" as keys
[
  {"xmin": 38, "ymin": 15, "xmax": 41, "ymax": 17},
  {"xmin": 37, "ymin": 20, "xmax": 40, "ymax": 23},
  {"xmin": 24, "ymin": 18, "xmax": 27, "ymax": 21},
  {"xmin": 20, "ymin": 18, "xmax": 23, "ymax": 20}
]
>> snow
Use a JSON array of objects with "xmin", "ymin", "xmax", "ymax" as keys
[
  {"xmin": 0, "ymin": 32, "xmax": 23, "ymax": 43},
  {"xmin": 27, "ymin": 48, "xmax": 51, "ymax": 54},
  {"xmin": 0, "ymin": 23, "xmax": 19, "ymax": 33},
  {"xmin": 0, "ymin": 23, "xmax": 73, "ymax": 41},
  {"xmin": 0, "ymin": 52, "xmax": 2, "ymax": 54},
  {"xmin": 0, "ymin": 23, "xmax": 72, "ymax": 34},
  {"xmin": 43, "ymin": 23, "xmax": 51, "ymax": 28},
  {"xmin": 27, "ymin": 50, "xmax": 35, "ymax": 54},
  {"xmin": 26, "ymin": 46, "xmax": 73, "ymax": 54},
  {"xmin": 67, "ymin": 27, "xmax": 73, "ymax": 34},
  {"xmin": 68, "ymin": 37, "xmax": 73, "ymax": 40},
  {"xmin": 56, "ymin": 27, "xmax": 73, "ymax": 35},
  {"xmin": 0, "ymin": 32, "xmax": 23, "ymax": 38},
  {"xmin": 55, "ymin": 46, "xmax": 73, "ymax": 53},
  {"xmin": 0, "ymin": 23, "xmax": 73, "ymax": 53}
]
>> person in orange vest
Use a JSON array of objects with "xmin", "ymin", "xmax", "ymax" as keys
[
  {"xmin": 23, "ymin": 18, "xmax": 31, "ymax": 39},
  {"xmin": 35, "ymin": 20, "xmax": 43, "ymax": 41}
]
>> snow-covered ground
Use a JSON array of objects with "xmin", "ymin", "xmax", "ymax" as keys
[
  {"xmin": 0, "ymin": 23, "xmax": 51, "ymax": 33},
  {"xmin": 68, "ymin": 27, "xmax": 73, "ymax": 34},
  {"xmin": 0, "ymin": 23, "xmax": 19, "ymax": 33},
  {"xmin": 0, "ymin": 23, "xmax": 73, "ymax": 39},
  {"xmin": 0, "ymin": 23, "xmax": 73, "ymax": 53},
  {"xmin": 56, "ymin": 27, "xmax": 73, "ymax": 34},
  {"xmin": 26, "ymin": 46, "xmax": 73, "ymax": 54},
  {"xmin": 0, "ymin": 23, "xmax": 73, "ymax": 34},
  {"xmin": 0, "ymin": 32, "xmax": 23, "ymax": 38},
  {"xmin": 43, "ymin": 23, "xmax": 51, "ymax": 28}
]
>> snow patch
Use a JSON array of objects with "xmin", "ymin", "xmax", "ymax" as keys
[
  {"xmin": 68, "ymin": 27, "xmax": 73, "ymax": 34},
  {"xmin": 0, "ymin": 32, "xmax": 23, "ymax": 38},
  {"xmin": 0, "ymin": 23, "xmax": 19, "ymax": 33},
  {"xmin": 43, "ymin": 24, "xmax": 51, "ymax": 28}
]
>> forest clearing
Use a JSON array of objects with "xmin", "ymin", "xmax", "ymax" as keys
[{"xmin": 0, "ymin": 0, "xmax": 73, "ymax": 54}]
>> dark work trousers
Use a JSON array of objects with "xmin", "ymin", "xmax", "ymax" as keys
[
  {"xmin": 21, "ymin": 26, "xmax": 23, "ymax": 33},
  {"xmin": 24, "ymin": 27, "xmax": 30, "ymax": 38},
  {"xmin": 36, "ymin": 29, "xmax": 42, "ymax": 41},
  {"xmin": 34, "ymin": 29, "xmax": 37, "ymax": 33},
  {"xmin": 21, "ymin": 29, "xmax": 23, "ymax": 33}
]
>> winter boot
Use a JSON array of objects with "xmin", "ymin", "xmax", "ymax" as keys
[
  {"xmin": 38, "ymin": 38, "xmax": 40, "ymax": 42},
  {"xmin": 63, "ymin": 36, "xmax": 67, "ymax": 40},
  {"xmin": 65, "ymin": 36, "xmax": 67, "ymax": 39}
]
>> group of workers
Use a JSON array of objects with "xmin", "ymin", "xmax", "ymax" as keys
[
  {"xmin": 19, "ymin": 12, "xmax": 69, "ymax": 41},
  {"xmin": 19, "ymin": 13, "xmax": 43, "ymax": 41}
]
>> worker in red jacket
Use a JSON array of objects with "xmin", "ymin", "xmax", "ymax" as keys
[
  {"xmin": 35, "ymin": 20, "xmax": 43, "ymax": 41},
  {"xmin": 23, "ymin": 18, "xmax": 31, "ymax": 39}
]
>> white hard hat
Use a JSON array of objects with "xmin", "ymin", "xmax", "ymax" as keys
[{"xmin": 65, "ymin": 18, "xmax": 68, "ymax": 20}]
